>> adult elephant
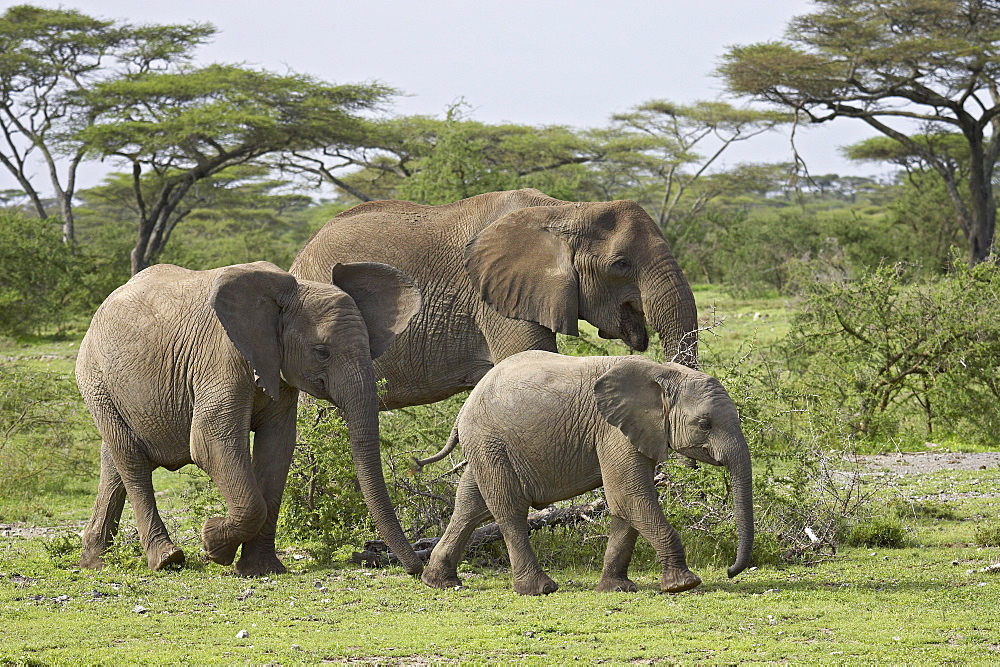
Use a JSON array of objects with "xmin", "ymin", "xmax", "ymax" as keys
[{"xmin": 290, "ymin": 189, "xmax": 698, "ymax": 409}]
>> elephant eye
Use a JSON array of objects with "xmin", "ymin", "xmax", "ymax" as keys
[
  {"xmin": 697, "ymin": 417, "xmax": 712, "ymax": 432},
  {"xmin": 313, "ymin": 345, "xmax": 331, "ymax": 361},
  {"xmin": 610, "ymin": 258, "xmax": 632, "ymax": 274}
]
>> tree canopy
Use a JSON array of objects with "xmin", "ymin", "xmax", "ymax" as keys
[
  {"xmin": 0, "ymin": 4, "xmax": 213, "ymax": 243},
  {"xmin": 609, "ymin": 100, "xmax": 791, "ymax": 227},
  {"xmin": 719, "ymin": 0, "xmax": 1000, "ymax": 264},
  {"xmin": 75, "ymin": 64, "xmax": 394, "ymax": 273}
]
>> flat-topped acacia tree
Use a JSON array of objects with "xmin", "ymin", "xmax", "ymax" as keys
[
  {"xmin": 75, "ymin": 64, "xmax": 393, "ymax": 274},
  {"xmin": 719, "ymin": 0, "xmax": 1000, "ymax": 265}
]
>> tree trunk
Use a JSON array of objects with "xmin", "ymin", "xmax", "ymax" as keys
[
  {"xmin": 967, "ymin": 160, "xmax": 996, "ymax": 265},
  {"xmin": 350, "ymin": 499, "xmax": 608, "ymax": 567}
]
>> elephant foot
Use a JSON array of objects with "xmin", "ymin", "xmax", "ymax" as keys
[
  {"xmin": 596, "ymin": 576, "xmax": 638, "ymax": 593},
  {"xmin": 660, "ymin": 566, "xmax": 701, "ymax": 593},
  {"xmin": 79, "ymin": 550, "xmax": 106, "ymax": 570},
  {"xmin": 202, "ymin": 517, "xmax": 240, "ymax": 566},
  {"xmin": 421, "ymin": 563, "xmax": 462, "ymax": 589},
  {"xmin": 148, "ymin": 544, "xmax": 185, "ymax": 571},
  {"xmin": 235, "ymin": 552, "xmax": 286, "ymax": 577},
  {"xmin": 513, "ymin": 573, "xmax": 558, "ymax": 596}
]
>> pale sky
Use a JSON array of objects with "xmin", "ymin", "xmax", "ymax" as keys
[{"xmin": 11, "ymin": 0, "xmax": 891, "ymax": 191}]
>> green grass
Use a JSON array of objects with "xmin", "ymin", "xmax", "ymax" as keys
[
  {"xmin": 4, "ymin": 509, "xmax": 1000, "ymax": 663},
  {"xmin": 5, "ymin": 293, "xmax": 1000, "ymax": 662}
]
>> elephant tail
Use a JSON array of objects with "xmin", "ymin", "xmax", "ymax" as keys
[{"xmin": 412, "ymin": 424, "xmax": 460, "ymax": 470}]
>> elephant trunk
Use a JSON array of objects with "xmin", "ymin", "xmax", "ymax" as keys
[
  {"xmin": 720, "ymin": 436, "xmax": 754, "ymax": 578},
  {"xmin": 641, "ymin": 252, "xmax": 698, "ymax": 368},
  {"xmin": 341, "ymin": 369, "xmax": 423, "ymax": 575}
]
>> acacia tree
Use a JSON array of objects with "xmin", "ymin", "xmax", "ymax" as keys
[
  {"xmin": 0, "ymin": 4, "xmax": 213, "ymax": 244},
  {"xmin": 719, "ymin": 0, "xmax": 1000, "ymax": 265},
  {"xmin": 277, "ymin": 102, "xmax": 605, "ymax": 204},
  {"xmin": 609, "ymin": 100, "xmax": 790, "ymax": 228},
  {"xmin": 75, "ymin": 64, "xmax": 393, "ymax": 273}
]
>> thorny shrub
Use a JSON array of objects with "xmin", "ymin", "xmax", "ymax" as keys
[
  {"xmin": 0, "ymin": 363, "xmax": 95, "ymax": 499},
  {"xmin": 784, "ymin": 257, "xmax": 1000, "ymax": 446}
]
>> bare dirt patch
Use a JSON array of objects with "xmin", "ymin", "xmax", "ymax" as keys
[
  {"xmin": 0, "ymin": 522, "xmax": 82, "ymax": 539},
  {"xmin": 858, "ymin": 451, "xmax": 1000, "ymax": 476}
]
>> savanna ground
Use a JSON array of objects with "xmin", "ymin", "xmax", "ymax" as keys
[{"xmin": 2, "ymin": 289, "xmax": 1000, "ymax": 664}]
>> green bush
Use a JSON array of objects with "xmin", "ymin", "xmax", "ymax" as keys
[
  {"xmin": 783, "ymin": 258, "xmax": 1000, "ymax": 446},
  {"xmin": 666, "ymin": 207, "xmax": 905, "ymax": 297},
  {"xmin": 0, "ymin": 362, "xmax": 95, "ymax": 500},
  {"xmin": 278, "ymin": 400, "xmax": 373, "ymax": 562},
  {"xmin": 0, "ymin": 212, "xmax": 86, "ymax": 335},
  {"xmin": 973, "ymin": 523, "xmax": 1000, "ymax": 548},
  {"xmin": 844, "ymin": 514, "xmax": 911, "ymax": 548}
]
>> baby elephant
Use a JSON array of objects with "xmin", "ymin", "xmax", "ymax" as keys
[
  {"xmin": 417, "ymin": 350, "xmax": 753, "ymax": 595},
  {"xmin": 76, "ymin": 261, "xmax": 424, "ymax": 576}
]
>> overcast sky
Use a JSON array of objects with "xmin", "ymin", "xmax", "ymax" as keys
[{"xmin": 15, "ymin": 0, "xmax": 891, "ymax": 191}]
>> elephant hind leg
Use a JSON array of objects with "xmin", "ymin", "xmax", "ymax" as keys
[
  {"xmin": 423, "ymin": 471, "xmax": 491, "ymax": 590},
  {"xmin": 80, "ymin": 443, "xmax": 128, "ymax": 569},
  {"xmin": 476, "ymin": 458, "xmax": 557, "ymax": 596},
  {"xmin": 596, "ymin": 515, "xmax": 639, "ymax": 593},
  {"xmin": 86, "ymin": 399, "xmax": 183, "ymax": 572}
]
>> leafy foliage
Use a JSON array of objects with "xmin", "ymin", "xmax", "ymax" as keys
[
  {"xmin": 0, "ymin": 5, "xmax": 214, "ymax": 239},
  {"xmin": 0, "ymin": 211, "xmax": 87, "ymax": 335},
  {"xmin": 75, "ymin": 63, "xmax": 395, "ymax": 273},
  {"xmin": 784, "ymin": 258, "xmax": 1000, "ymax": 445},
  {"xmin": 0, "ymin": 362, "xmax": 94, "ymax": 499},
  {"xmin": 278, "ymin": 400, "xmax": 373, "ymax": 562},
  {"xmin": 719, "ymin": 0, "xmax": 1000, "ymax": 264}
]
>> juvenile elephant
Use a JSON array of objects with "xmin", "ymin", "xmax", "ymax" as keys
[
  {"xmin": 416, "ymin": 351, "xmax": 753, "ymax": 595},
  {"xmin": 76, "ymin": 261, "xmax": 424, "ymax": 576},
  {"xmin": 290, "ymin": 189, "xmax": 698, "ymax": 410}
]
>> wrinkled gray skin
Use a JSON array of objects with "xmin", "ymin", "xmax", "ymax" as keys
[
  {"xmin": 290, "ymin": 189, "xmax": 698, "ymax": 410},
  {"xmin": 417, "ymin": 351, "xmax": 753, "ymax": 596},
  {"xmin": 76, "ymin": 261, "xmax": 425, "ymax": 576}
]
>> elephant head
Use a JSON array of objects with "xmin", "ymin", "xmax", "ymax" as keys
[
  {"xmin": 210, "ymin": 261, "xmax": 424, "ymax": 574},
  {"xmin": 594, "ymin": 357, "xmax": 753, "ymax": 577},
  {"xmin": 464, "ymin": 198, "xmax": 698, "ymax": 366}
]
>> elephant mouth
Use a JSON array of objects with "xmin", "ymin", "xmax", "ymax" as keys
[{"xmin": 618, "ymin": 301, "xmax": 649, "ymax": 352}]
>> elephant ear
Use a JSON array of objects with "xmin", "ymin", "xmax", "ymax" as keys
[
  {"xmin": 210, "ymin": 262, "xmax": 298, "ymax": 401},
  {"xmin": 594, "ymin": 357, "xmax": 672, "ymax": 463},
  {"xmin": 464, "ymin": 207, "xmax": 579, "ymax": 336},
  {"xmin": 331, "ymin": 262, "xmax": 422, "ymax": 359}
]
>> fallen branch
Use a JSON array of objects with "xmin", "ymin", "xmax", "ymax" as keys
[{"xmin": 349, "ymin": 498, "xmax": 608, "ymax": 567}]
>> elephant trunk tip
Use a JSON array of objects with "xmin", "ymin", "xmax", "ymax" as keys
[{"xmin": 727, "ymin": 561, "xmax": 750, "ymax": 578}]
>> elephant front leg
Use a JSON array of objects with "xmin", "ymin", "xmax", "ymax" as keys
[
  {"xmin": 191, "ymin": 418, "xmax": 267, "ymax": 569},
  {"xmin": 634, "ymin": 505, "xmax": 701, "ymax": 593},
  {"xmin": 234, "ymin": 407, "xmax": 297, "ymax": 577},
  {"xmin": 605, "ymin": 461, "xmax": 700, "ymax": 593},
  {"xmin": 596, "ymin": 515, "xmax": 639, "ymax": 593}
]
